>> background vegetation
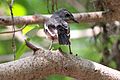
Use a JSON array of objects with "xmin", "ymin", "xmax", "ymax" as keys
[{"xmin": 0, "ymin": 0, "xmax": 117, "ymax": 80}]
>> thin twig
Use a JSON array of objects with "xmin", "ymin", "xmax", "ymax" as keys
[
  {"xmin": 0, "ymin": 25, "xmax": 27, "ymax": 34},
  {"xmin": 8, "ymin": 0, "xmax": 16, "ymax": 60},
  {"xmin": 52, "ymin": 0, "xmax": 55, "ymax": 13},
  {"xmin": 47, "ymin": 0, "xmax": 51, "ymax": 14},
  {"xmin": 55, "ymin": 0, "xmax": 58, "ymax": 11},
  {"xmin": 25, "ymin": 40, "xmax": 39, "ymax": 53}
]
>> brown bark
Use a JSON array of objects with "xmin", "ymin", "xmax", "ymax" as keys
[
  {"xmin": 0, "ymin": 48, "xmax": 120, "ymax": 80},
  {"xmin": 0, "ymin": 1, "xmax": 120, "ymax": 26},
  {"xmin": 0, "ymin": 12, "xmax": 103, "ymax": 26},
  {"xmin": 0, "ymin": 0, "xmax": 120, "ymax": 80}
]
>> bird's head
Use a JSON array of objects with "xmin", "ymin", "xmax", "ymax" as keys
[{"xmin": 55, "ymin": 8, "xmax": 79, "ymax": 23}]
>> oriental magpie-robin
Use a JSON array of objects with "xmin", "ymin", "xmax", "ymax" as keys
[{"xmin": 44, "ymin": 8, "xmax": 79, "ymax": 54}]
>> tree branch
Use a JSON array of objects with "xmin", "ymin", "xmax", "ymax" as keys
[
  {"xmin": 0, "ymin": 47, "xmax": 120, "ymax": 80},
  {"xmin": 0, "ymin": 11, "xmax": 103, "ymax": 26},
  {"xmin": 0, "ymin": 0, "xmax": 120, "ymax": 26},
  {"xmin": 1, "ymin": 0, "xmax": 120, "ymax": 80}
]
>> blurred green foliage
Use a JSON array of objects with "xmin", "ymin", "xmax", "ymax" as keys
[{"xmin": 0, "ymin": 0, "xmax": 110, "ymax": 80}]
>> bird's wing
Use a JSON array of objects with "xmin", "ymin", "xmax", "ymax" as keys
[
  {"xmin": 57, "ymin": 24, "xmax": 70, "ymax": 45},
  {"xmin": 53, "ymin": 17, "xmax": 69, "ymax": 29},
  {"xmin": 55, "ymin": 18, "xmax": 70, "ymax": 45},
  {"xmin": 44, "ymin": 18, "xmax": 58, "ymax": 37}
]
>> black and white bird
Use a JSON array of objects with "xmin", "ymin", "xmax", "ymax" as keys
[{"xmin": 44, "ymin": 8, "xmax": 79, "ymax": 54}]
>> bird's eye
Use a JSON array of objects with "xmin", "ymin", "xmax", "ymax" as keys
[{"xmin": 65, "ymin": 13, "xmax": 70, "ymax": 17}]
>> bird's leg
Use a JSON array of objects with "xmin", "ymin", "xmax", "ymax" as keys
[
  {"xmin": 58, "ymin": 47, "xmax": 63, "ymax": 53},
  {"xmin": 49, "ymin": 40, "xmax": 53, "ymax": 50},
  {"xmin": 68, "ymin": 44, "xmax": 72, "ymax": 54}
]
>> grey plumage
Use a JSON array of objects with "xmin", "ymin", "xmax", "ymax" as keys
[{"xmin": 44, "ymin": 8, "xmax": 78, "ymax": 53}]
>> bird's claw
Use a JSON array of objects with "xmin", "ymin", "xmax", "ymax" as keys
[{"xmin": 58, "ymin": 47, "xmax": 63, "ymax": 53}]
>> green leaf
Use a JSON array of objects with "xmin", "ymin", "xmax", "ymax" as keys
[
  {"xmin": 22, "ymin": 25, "xmax": 36, "ymax": 35},
  {"xmin": 46, "ymin": 75, "xmax": 71, "ymax": 80},
  {"xmin": 15, "ymin": 41, "xmax": 27, "ymax": 59},
  {"xmin": 16, "ymin": 38, "xmax": 30, "ymax": 59},
  {"xmin": 6, "ymin": 3, "xmax": 27, "ymax": 16}
]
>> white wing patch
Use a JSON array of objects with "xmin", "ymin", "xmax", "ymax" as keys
[{"xmin": 44, "ymin": 23, "xmax": 56, "ymax": 37}]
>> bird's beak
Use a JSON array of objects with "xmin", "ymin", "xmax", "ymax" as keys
[{"xmin": 71, "ymin": 18, "xmax": 79, "ymax": 23}]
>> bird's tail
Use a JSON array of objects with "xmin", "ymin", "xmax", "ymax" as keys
[{"xmin": 58, "ymin": 33, "xmax": 70, "ymax": 45}]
